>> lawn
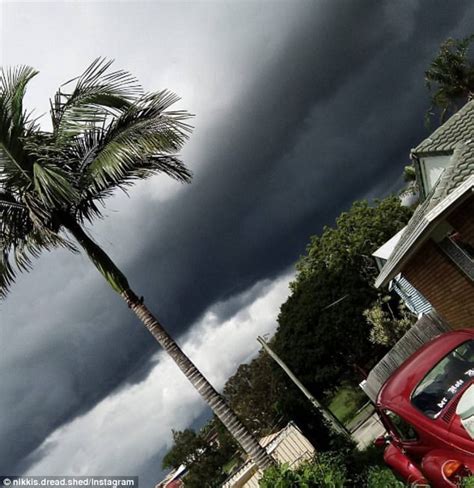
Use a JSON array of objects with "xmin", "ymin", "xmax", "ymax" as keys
[{"xmin": 328, "ymin": 383, "xmax": 369, "ymax": 425}]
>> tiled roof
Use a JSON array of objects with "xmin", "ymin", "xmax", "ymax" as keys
[
  {"xmin": 375, "ymin": 141, "xmax": 474, "ymax": 288},
  {"xmin": 412, "ymin": 100, "xmax": 474, "ymax": 155}
]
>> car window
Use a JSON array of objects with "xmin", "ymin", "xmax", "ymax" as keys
[
  {"xmin": 411, "ymin": 340, "xmax": 474, "ymax": 418},
  {"xmin": 385, "ymin": 410, "xmax": 418, "ymax": 441}
]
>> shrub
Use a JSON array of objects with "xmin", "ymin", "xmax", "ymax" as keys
[
  {"xmin": 259, "ymin": 452, "xmax": 347, "ymax": 488},
  {"xmin": 365, "ymin": 466, "xmax": 405, "ymax": 487},
  {"xmin": 461, "ymin": 476, "xmax": 474, "ymax": 488}
]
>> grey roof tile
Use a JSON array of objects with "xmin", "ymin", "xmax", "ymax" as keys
[{"xmin": 413, "ymin": 101, "xmax": 474, "ymax": 155}]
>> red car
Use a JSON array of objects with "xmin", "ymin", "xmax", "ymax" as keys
[{"xmin": 375, "ymin": 329, "xmax": 474, "ymax": 487}]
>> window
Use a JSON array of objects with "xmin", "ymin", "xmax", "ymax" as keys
[
  {"xmin": 411, "ymin": 340, "xmax": 474, "ymax": 418},
  {"xmin": 385, "ymin": 410, "xmax": 418, "ymax": 441}
]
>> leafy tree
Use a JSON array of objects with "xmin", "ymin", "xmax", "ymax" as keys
[
  {"xmin": 162, "ymin": 429, "xmax": 209, "ymax": 470},
  {"xmin": 223, "ymin": 349, "xmax": 337, "ymax": 452},
  {"xmin": 0, "ymin": 60, "xmax": 273, "ymax": 469},
  {"xmin": 363, "ymin": 296, "xmax": 415, "ymax": 347},
  {"xmin": 223, "ymin": 352, "xmax": 288, "ymax": 436},
  {"xmin": 162, "ymin": 421, "xmax": 239, "ymax": 488},
  {"xmin": 273, "ymin": 198, "xmax": 412, "ymax": 395},
  {"xmin": 426, "ymin": 35, "xmax": 474, "ymax": 122},
  {"xmin": 293, "ymin": 198, "xmax": 412, "ymax": 286}
]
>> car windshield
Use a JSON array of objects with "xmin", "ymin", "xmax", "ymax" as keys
[{"xmin": 411, "ymin": 340, "xmax": 474, "ymax": 418}]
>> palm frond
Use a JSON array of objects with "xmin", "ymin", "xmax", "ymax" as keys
[
  {"xmin": 33, "ymin": 161, "xmax": 79, "ymax": 208},
  {"xmin": 64, "ymin": 90, "xmax": 192, "ymax": 220},
  {"xmin": 0, "ymin": 61, "xmax": 194, "ymax": 298},
  {"xmin": 0, "ymin": 230, "xmax": 75, "ymax": 299},
  {"xmin": 0, "ymin": 66, "xmax": 38, "ymax": 186},
  {"xmin": 51, "ymin": 58, "xmax": 143, "ymax": 141},
  {"xmin": 0, "ymin": 192, "xmax": 76, "ymax": 298},
  {"xmin": 0, "ymin": 65, "xmax": 39, "ymax": 136},
  {"xmin": 86, "ymin": 90, "xmax": 192, "ymax": 187},
  {"xmin": 0, "ymin": 142, "xmax": 32, "ymax": 190}
]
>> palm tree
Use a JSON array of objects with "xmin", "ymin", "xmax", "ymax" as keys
[
  {"xmin": 0, "ymin": 59, "xmax": 274, "ymax": 470},
  {"xmin": 425, "ymin": 35, "xmax": 474, "ymax": 123}
]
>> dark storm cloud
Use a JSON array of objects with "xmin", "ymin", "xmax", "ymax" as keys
[
  {"xmin": 3, "ymin": 0, "xmax": 474, "ymax": 475},
  {"xmin": 127, "ymin": 0, "xmax": 473, "ymax": 329}
]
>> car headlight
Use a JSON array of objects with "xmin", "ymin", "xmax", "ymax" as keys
[{"xmin": 442, "ymin": 460, "xmax": 471, "ymax": 482}]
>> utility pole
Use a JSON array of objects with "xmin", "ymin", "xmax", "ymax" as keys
[{"xmin": 257, "ymin": 335, "xmax": 351, "ymax": 438}]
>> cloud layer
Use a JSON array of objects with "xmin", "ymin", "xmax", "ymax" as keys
[
  {"xmin": 1, "ymin": 0, "xmax": 474, "ymax": 478},
  {"xmin": 22, "ymin": 273, "xmax": 293, "ymax": 484}
]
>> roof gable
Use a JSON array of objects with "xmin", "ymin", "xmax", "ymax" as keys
[{"xmin": 376, "ymin": 142, "xmax": 474, "ymax": 288}]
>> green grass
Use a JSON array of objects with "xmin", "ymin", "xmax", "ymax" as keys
[
  {"xmin": 222, "ymin": 457, "xmax": 240, "ymax": 474},
  {"xmin": 328, "ymin": 384, "xmax": 368, "ymax": 425}
]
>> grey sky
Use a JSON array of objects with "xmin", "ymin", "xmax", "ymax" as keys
[{"xmin": 1, "ymin": 0, "xmax": 474, "ymax": 485}]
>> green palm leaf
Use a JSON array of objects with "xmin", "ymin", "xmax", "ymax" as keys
[
  {"xmin": 0, "ymin": 66, "xmax": 39, "ymax": 189},
  {"xmin": 0, "ymin": 58, "xmax": 192, "ymax": 296},
  {"xmin": 51, "ymin": 58, "xmax": 143, "ymax": 141},
  {"xmin": 86, "ymin": 90, "xmax": 191, "ymax": 185}
]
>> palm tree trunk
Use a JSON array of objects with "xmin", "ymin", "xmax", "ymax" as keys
[{"xmin": 61, "ymin": 216, "xmax": 274, "ymax": 470}]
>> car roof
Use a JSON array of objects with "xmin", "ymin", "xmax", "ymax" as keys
[{"xmin": 377, "ymin": 329, "xmax": 474, "ymax": 411}]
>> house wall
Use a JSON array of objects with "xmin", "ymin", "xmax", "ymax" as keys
[
  {"xmin": 448, "ymin": 199, "xmax": 474, "ymax": 245},
  {"xmin": 402, "ymin": 199, "xmax": 474, "ymax": 329}
]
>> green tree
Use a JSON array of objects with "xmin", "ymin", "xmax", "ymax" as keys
[
  {"xmin": 274, "ymin": 198, "xmax": 412, "ymax": 395},
  {"xmin": 162, "ymin": 421, "xmax": 239, "ymax": 488},
  {"xmin": 426, "ymin": 35, "xmax": 474, "ymax": 122},
  {"xmin": 0, "ymin": 60, "xmax": 273, "ymax": 469},
  {"xmin": 162, "ymin": 429, "xmax": 209, "ymax": 470},
  {"xmin": 223, "ymin": 349, "xmax": 336, "ymax": 452},
  {"xmin": 363, "ymin": 296, "xmax": 415, "ymax": 347},
  {"xmin": 223, "ymin": 352, "xmax": 288, "ymax": 436}
]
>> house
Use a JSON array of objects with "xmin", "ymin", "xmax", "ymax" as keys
[
  {"xmin": 221, "ymin": 422, "xmax": 315, "ymax": 488},
  {"xmin": 375, "ymin": 100, "xmax": 474, "ymax": 328}
]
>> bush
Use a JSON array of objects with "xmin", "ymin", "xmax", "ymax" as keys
[
  {"xmin": 259, "ymin": 453, "xmax": 347, "ymax": 488},
  {"xmin": 461, "ymin": 477, "xmax": 474, "ymax": 488},
  {"xmin": 365, "ymin": 466, "xmax": 405, "ymax": 488},
  {"xmin": 258, "ymin": 463, "xmax": 302, "ymax": 488}
]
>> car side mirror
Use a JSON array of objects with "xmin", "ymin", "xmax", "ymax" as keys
[{"xmin": 374, "ymin": 433, "xmax": 391, "ymax": 448}]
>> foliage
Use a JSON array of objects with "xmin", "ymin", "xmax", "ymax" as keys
[
  {"xmin": 293, "ymin": 198, "xmax": 412, "ymax": 286},
  {"xmin": 223, "ymin": 352, "xmax": 288, "ymax": 437},
  {"xmin": 425, "ymin": 35, "xmax": 474, "ymax": 123},
  {"xmin": 258, "ymin": 448, "xmax": 396, "ymax": 488},
  {"xmin": 162, "ymin": 429, "xmax": 208, "ymax": 469},
  {"xmin": 403, "ymin": 165, "xmax": 416, "ymax": 183},
  {"xmin": 365, "ymin": 466, "xmax": 405, "ymax": 488},
  {"xmin": 462, "ymin": 477, "xmax": 474, "ymax": 488},
  {"xmin": 223, "ymin": 348, "xmax": 336, "ymax": 452},
  {"xmin": 259, "ymin": 453, "xmax": 347, "ymax": 488},
  {"xmin": 364, "ymin": 296, "xmax": 416, "ymax": 347},
  {"xmin": 273, "ymin": 197, "xmax": 412, "ymax": 396},
  {"xmin": 162, "ymin": 420, "xmax": 239, "ymax": 488},
  {"xmin": 0, "ymin": 58, "xmax": 192, "ymax": 298}
]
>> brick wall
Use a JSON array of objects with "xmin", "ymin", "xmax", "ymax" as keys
[
  {"xmin": 448, "ymin": 198, "xmax": 474, "ymax": 246},
  {"xmin": 402, "ymin": 198, "xmax": 474, "ymax": 329}
]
